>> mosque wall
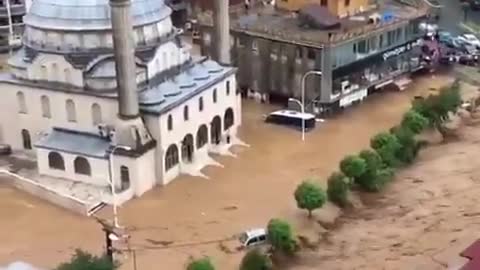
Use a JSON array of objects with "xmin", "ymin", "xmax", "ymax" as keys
[
  {"xmin": 147, "ymin": 41, "xmax": 191, "ymax": 79},
  {"xmin": 113, "ymin": 149, "xmax": 157, "ymax": 196},
  {"xmin": 28, "ymin": 54, "xmax": 83, "ymax": 87},
  {"xmin": 37, "ymin": 148, "xmax": 110, "ymax": 187},
  {"xmin": 0, "ymin": 83, "xmax": 118, "ymax": 150}
]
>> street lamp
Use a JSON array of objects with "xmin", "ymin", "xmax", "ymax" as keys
[
  {"xmin": 108, "ymin": 145, "xmax": 132, "ymax": 228},
  {"xmin": 300, "ymin": 70, "xmax": 322, "ymax": 142}
]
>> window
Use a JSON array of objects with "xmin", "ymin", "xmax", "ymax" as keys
[
  {"xmin": 357, "ymin": 40, "xmax": 367, "ymax": 54},
  {"xmin": 74, "ymin": 157, "xmax": 91, "ymax": 176},
  {"xmin": 307, "ymin": 49, "xmax": 316, "ymax": 59},
  {"xmin": 321, "ymin": 0, "xmax": 327, "ymax": 6},
  {"xmin": 66, "ymin": 99, "xmax": 76, "ymax": 122},
  {"xmin": 224, "ymin": 108, "xmax": 234, "ymax": 131},
  {"xmin": 165, "ymin": 144, "xmax": 179, "ymax": 171},
  {"xmin": 48, "ymin": 152, "xmax": 65, "ymax": 170},
  {"xmin": 353, "ymin": 43, "xmax": 357, "ymax": 53},
  {"xmin": 387, "ymin": 31, "xmax": 395, "ymax": 46},
  {"xmin": 369, "ymin": 36, "xmax": 378, "ymax": 51},
  {"xmin": 213, "ymin": 88, "xmax": 217, "ymax": 103},
  {"xmin": 345, "ymin": 0, "xmax": 350, "ymax": 6},
  {"xmin": 120, "ymin": 166, "xmax": 130, "ymax": 190},
  {"xmin": 17, "ymin": 91, "xmax": 27, "ymax": 113},
  {"xmin": 198, "ymin": 97, "xmax": 204, "ymax": 112},
  {"xmin": 41, "ymin": 95, "xmax": 51, "ymax": 118},
  {"xmin": 167, "ymin": 115, "xmax": 173, "ymax": 131},
  {"xmin": 196, "ymin": 125, "xmax": 208, "ymax": 149},
  {"xmin": 226, "ymin": 81, "xmax": 231, "ymax": 96},
  {"xmin": 379, "ymin": 34, "xmax": 384, "ymax": 48},
  {"xmin": 21, "ymin": 129, "xmax": 31, "ymax": 150},
  {"xmin": 91, "ymin": 103, "xmax": 102, "ymax": 125},
  {"xmin": 183, "ymin": 105, "xmax": 189, "ymax": 121}
]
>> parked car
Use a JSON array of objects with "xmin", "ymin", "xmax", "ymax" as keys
[
  {"xmin": 471, "ymin": 0, "xmax": 480, "ymax": 10},
  {"xmin": 437, "ymin": 31, "xmax": 456, "ymax": 47},
  {"xmin": 239, "ymin": 228, "xmax": 267, "ymax": 248},
  {"xmin": 0, "ymin": 144, "xmax": 11, "ymax": 155},
  {"xmin": 457, "ymin": 34, "xmax": 480, "ymax": 49},
  {"xmin": 459, "ymin": 54, "xmax": 477, "ymax": 66}
]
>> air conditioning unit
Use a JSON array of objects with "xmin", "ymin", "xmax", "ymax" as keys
[{"xmin": 98, "ymin": 123, "xmax": 108, "ymax": 137}]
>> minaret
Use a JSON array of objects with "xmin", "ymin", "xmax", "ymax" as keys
[
  {"xmin": 109, "ymin": 0, "xmax": 153, "ymax": 150},
  {"xmin": 213, "ymin": 0, "xmax": 230, "ymax": 65}
]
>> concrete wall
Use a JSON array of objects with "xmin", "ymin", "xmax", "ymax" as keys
[
  {"xmin": 37, "ymin": 148, "xmax": 110, "ymax": 187},
  {"xmin": 147, "ymin": 41, "xmax": 190, "ymax": 79},
  {"xmin": 0, "ymin": 83, "xmax": 118, "ymax": 150},
  {"xmin": 0, "ymin": 170, "xmax": 91, "ymax": 215}
]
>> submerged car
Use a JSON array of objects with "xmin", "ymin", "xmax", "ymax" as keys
[
  {"xmin": 457, "ymin": 34, "xmax": 480, "ymax": 49},
  {"xmin": 265, "ymin": 110, "xmax": 316, "ymax": 131},
  {"xmin": 239, "ymin": 228, "xmax": 267, "ymax": 248}
]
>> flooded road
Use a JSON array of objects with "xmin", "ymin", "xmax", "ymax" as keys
[{"xmin": 0, "ymin": 75, "xmax": 453, "ymax": 269}]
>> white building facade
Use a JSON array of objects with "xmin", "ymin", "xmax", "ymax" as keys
[{"xmin": 0, "ymin": 0, "xmax": 241, "ymax": 200}]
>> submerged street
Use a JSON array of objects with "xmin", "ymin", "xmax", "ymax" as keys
[{"xmin": 0, "ymin": 75, "xmax": 453, "ymax": 269}]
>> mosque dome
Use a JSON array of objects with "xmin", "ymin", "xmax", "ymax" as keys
[{"xmin": 23, "ymin": 0, "xmax": 174, "ymax": 53}]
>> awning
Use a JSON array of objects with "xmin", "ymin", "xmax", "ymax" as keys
[{"xmin": 35, "ymin": 128, "xmax": 110, "ymax": 159}]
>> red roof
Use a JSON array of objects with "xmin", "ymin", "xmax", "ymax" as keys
[{"xmin": 460, "ymin": 239, "xmax": 480, "ymax": 270}]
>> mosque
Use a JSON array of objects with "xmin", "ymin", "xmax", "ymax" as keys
[{"xmin": 0, "ymin": 0, "xmax": 241, "ymax": 200}]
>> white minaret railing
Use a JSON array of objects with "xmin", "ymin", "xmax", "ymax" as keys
[{"xmin": 6, "ymin": 0, "xmax": 22, "ymax": 54}]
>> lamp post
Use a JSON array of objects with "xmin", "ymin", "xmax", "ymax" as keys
[
  {"xmin": 300, "ymin": 70, "xmax": 322, "ymax": 142},
  {"xmin": 109, "ymin": 145, "xmax": 132, "ymax": 228}
]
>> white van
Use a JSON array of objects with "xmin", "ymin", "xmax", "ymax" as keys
[{"xmin": 239, "ymin": 228, "xmax": 267, "ymax": 247}]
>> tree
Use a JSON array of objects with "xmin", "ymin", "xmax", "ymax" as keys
[
  {"xmin": 294, "ymin": 180, "xmax": 327, "ymax": 218},
  {"xmin": 356, "ymin": 150, "xmax": 387, "ymax": 192},
  {"xmin": 240, "ymin": 249, "xmax": 273, "ymax": 270},
  {"xmin": 187, "ymin": 258, "xmax": 215, "ymax": 270},
  {"xmin": 370, "ymin": 132, "xmax": 402, "ymax": 167},
  {"xmin": 339, "ymin": 155, "xmax": 367, "ymax": 182},
  {"xmin": 391, "ymin": 126, "xmax": 418, "ymax": 164},
  {"xmin": 327, "ymin": 172, "xmax": 349, "ymax": 207},
  {"xmin": 55, "ymin": 249, "xmax": 118, "ymax": 270},
  {"xmin": 401, "ymin": 110, "xmax": 429, "ymax": 134},
  {"xmin": 267, "ymin": 218, "xmax": 297, "ymax": 254}
]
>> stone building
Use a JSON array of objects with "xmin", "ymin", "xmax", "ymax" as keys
[
  {"xmin": 0, "ymin": 0, "xmax": 241, "ymax": 202},
  {"xmin": 197, "ymin": 0, "xmax": 429, "ymax": 115},
  {"xmin": 0, "ymin": 0, "xmax": 26, "ymax": 52}
]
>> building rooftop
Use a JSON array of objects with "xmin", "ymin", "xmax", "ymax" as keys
[{"xmin": 197, "ymin": 1, "xmax": 429, "ymax": 47}]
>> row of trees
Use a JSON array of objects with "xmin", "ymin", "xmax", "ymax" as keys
[{"xmin": 294, "ymin": 82, "xmax": 462, "ymax": 215}]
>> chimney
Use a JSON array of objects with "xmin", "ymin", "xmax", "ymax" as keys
[
  {"xmin": 213, "ymin": 0, "xmax": 231, "ymax": 65},
  {"xmin": 109, "ymin": 0, "xmax": 139, "ymax": 119}
]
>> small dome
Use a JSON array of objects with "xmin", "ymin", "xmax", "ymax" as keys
[
  {"xmin": 189, "ymin": 64, "xmax": 211, "ymax": 81},
  {"xmin": 24, "ymin": 0, "xmax": 171, "ymax": 31}
]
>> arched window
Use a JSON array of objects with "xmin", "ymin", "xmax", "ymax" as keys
[
  {"xmin": 198, "ymin": 97, "xmax": 204, "ymax": 112},
  {"xmin": 226, "ymin": 80, "xmax": 230, "ymax": 96},
  {"xmin": 41, "ymin": 95, "xmax": 51, "ymax": 118},
  {"xmin": 196, "ymin": 125, "xmax": 208, "ymax": 149},
  {"xmin": 165, "ymin": 144, "xmax": 179, "ymax": 171},
  {"xmin": 17, "ymin": 91, "xmax": 27, "ymax": 113},
  {"xmin": 21, "ymin": 129, "xmax": 32, "ymax": 150},
  {"xmin": 183, "ymin": 106, "xmax": 189, "ymax": 121},
  {"xmin": 74, "ymin": 156, "xmax": 91, "ymax": 176},
  {"xmin": 224, "ymin": 108, "xmax": 234, "ymax": 131},
  {"xmin": 213, "ymin": 88, "xmax": 217, "ymax": 103},
  {"xmin": 167, "ymin": 114, "xmax": 173, "ymax": 131},
  {"xmin": 91, "ymin": 103, "xmax": 102, "ymax": 125},
  {"xmin": 64, "ymin": 68, "xmax": 72, "ymax": 83},
  {"xmin": 48, "ymin": 152, "xmax": 65, "ymax": 170},
  {"xmin": 66, "ymin": 99, "xmax": 76, "ymax": 122},
  {"xmin": 120, "ymin": 166, "xmax": 130, "ymax": 190}
]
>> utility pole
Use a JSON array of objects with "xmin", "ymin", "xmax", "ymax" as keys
[{"xmin": 94, "ymin": 217, "xmax": 128, "ymax": 263}]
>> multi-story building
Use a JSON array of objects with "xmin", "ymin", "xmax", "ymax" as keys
[
  {"xmin": 166, "ymin": 0, "xmax": 244, "ymax": 27},
  {"xmin": 277, "ymin": 0, "xmax": 372, "ymax": 17},
  {"xmin": 197, "ymin": 0, "xmax": 430, "ymax": 115},
  {"xmin": 0, "ymin": 0, "xmax": 26, "ymax": 52}
]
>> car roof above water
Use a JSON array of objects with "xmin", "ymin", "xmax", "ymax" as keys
[{"xmin": 245, "ymin": 228, "xmax": 266, "ymax": 239}]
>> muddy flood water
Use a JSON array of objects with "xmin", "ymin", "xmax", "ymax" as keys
[{"xmin": 0, "ymin": 75, "xmax": 455, "ymax": 269}]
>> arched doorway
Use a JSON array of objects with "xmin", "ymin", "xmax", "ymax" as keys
[
  {"xmin": 120, "ymin": 166, "xmax": 130, "ymax": 190},
  {"xmin": 165, "ymin": 144, "xmax": 179, "ymax": 171},
  {"xmin": 21, "ymin": 129, "xmax": 31, "ymax": 150},
  {"xmin": 196, "ymin": 125, "xmax": 208, "ymax": 149},
  {"xmin": 224, "ymin": 108, "xmax": 234, "ymax": 131},
  {"xmin": 181, "ymin": 134, "xmax": 194, "ymax": 163},
  {"xmin": 210, "ymin": 116, "xmax": 221, "ymax": 145}
]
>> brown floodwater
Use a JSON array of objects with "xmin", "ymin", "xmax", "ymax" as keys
[{"xmin": 0, "ymin": 75, "xmax": 453, "ymax": 270}]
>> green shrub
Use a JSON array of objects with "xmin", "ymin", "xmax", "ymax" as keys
[
  {"xmin": 56, "ymin": 249, "xmax": 119, "ymax": 270},
  {"xmin": 391, "ymin": 126, "xmax": 418, "ymax": 164},
  {"xmin": 294, "ymin": 181, "xmax": 327, "ymax": 218},
  {"xmin": 187, "ymin": 258, "xmax": 215, "ymax": 270},
  {"xmin": 401, "ymin": 110, "xmax": 429, "ymax": 134},
  {"xmin": 339, "ymin": 155, "xmax": 367, "ymax": 181},
  {"xmin": 356, "ymin": 150, "xmax": 385, "ymax": 192},
  {"xmin": 240, "ymin": 249, "xmax": 273, "ymax": 270},
  {"xmin": 267, "ymin": 219, "xmax": 297, "ymax": 254},
  {"xmin": 370, "ymin": 132, "xmax": 402, "ymax": 167},
  {"xmin": 327, "ymin": 172, "xmax": 349, "ymax": 207}
]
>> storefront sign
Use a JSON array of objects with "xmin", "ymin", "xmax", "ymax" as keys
[
  {"xmin": 382, "ymin": 39, "xmax": 422, "ymax": 61},
  {"xmin": 339, "ymin": 89, "xmax": 368, "ymax": 107}
]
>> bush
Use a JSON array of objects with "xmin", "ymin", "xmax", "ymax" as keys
[
  {"xmin": 370, "ymin": 132, "xmax": 402, "ymax": 167},
  {"xmin": 401, "ymin": 110, "xmax": 429, "ymax": 134},
  {"xmin": 356, "ymin": 150, "xmax": 385, "ymax": 192},
  {"xmin": 240, "ymin": 249, "xmax": 273, "ymax": 270},
  {"xmin": 327, "ymin": 172, "xmax": 350, "ymax": 207},
  {"xmin": 56, "ymin": 249, "xmax": 119, "ymax": 270},
  {"xmin": 294, "ymin": 181, "xmax": 327, "ymax": 218},
  {"xmin": 391, "ymin": 126, "xmax": 418, "ymax": 164},
  {"xmin": 339, "ymin": 155, "xmax": 367, "ymax": 181},
  {"xmin": 267, "ymin": 219, "xmax": 297, "ymax": 254},
  {"xmin": 187, "ymin": 258, "xmax": 215, "ymax": 270}
]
